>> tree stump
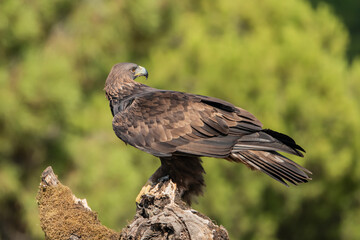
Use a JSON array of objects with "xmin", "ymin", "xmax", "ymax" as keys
[{"xmin": 37, "ymin": 166, "xmax": 229, "ymax": 240}]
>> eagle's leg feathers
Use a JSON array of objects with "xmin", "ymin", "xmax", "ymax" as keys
[{"xmin": 139, "ymin": 156, "xmax": 205, "ymax": 206}]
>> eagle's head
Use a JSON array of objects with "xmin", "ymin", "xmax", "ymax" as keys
[
  {"xmin": 108, "ymin": 62, "xmax": 148, "ymax": 82},
  {"xmin": 104, "ymin": 62, "xmax": 148, "ymax": 98}
]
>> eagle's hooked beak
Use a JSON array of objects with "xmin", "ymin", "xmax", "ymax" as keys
[{"xmin": 134, "ymin": 65, "xmax": 148, "ymax": 80}]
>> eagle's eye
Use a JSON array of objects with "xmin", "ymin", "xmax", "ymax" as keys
[{"xmin": 130, "ymin": 67, "xmax": 136, "ymax": 73}]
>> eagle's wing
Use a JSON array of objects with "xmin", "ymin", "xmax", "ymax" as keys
[{"xmin": 112, "ymin": 90, "xmax": 262, "ymax": 158}]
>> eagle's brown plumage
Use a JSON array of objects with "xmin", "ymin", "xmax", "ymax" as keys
[{"xmin": 105, "ymin": 62, "xmax": 312, "ymax": 205}]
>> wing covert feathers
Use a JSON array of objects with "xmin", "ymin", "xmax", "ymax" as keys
[
  {"xmin": 111, "ymin": 90, "xmax": 311, "ymax": 186},
  {"xmin": 112, "ymin": 90, "xmax": 262, "ymax": 158}
]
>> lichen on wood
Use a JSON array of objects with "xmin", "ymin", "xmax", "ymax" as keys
[{"xmin": 37, "ymin": 166, "xmax": 119, "ymax": 240}]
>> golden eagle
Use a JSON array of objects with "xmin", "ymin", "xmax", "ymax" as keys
[{"xmin": 104, "ymin": 62, "xmax": 311, "ymax": 204}]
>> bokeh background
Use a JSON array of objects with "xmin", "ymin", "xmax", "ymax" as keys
[{"xmin": 1, "ymin": 0, "xmax": 360, "ymax": 239}]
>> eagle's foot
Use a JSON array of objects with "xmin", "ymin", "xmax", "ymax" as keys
[
  {"xmin": 135, "ymin": 176, "xmax": 177, "ymax": 205},
  {"xmin": 135, "ymin": 183, "xmax": 152, "ymax": 204}
]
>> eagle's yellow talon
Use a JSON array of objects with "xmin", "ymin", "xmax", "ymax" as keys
[{"xmin": 136, "ymin": 184, "xmax": 152, "ymax": 203}]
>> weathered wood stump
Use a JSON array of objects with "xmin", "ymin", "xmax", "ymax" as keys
[
  {"xmin": 37, "ymin": 166, "xmax": 119, "ymax": 240},
  {"xmin": 37, "ymin": 166, "xmax": 229, "ymax": 240}
]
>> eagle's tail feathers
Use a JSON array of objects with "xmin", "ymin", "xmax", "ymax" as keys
[
  {"xmin": 228, "ymin": 150, "xmax": 311, "ymax": 186},
  {"xmin": 232, "ymin": 129, "xmax": 305, "ymax": 157}
]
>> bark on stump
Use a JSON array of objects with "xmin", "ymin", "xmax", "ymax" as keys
[{"xmin": 37, "ymin": 166, "xmax": 229, "ymax": 240}]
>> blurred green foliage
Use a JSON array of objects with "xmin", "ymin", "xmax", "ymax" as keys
[
  {"xmin": 309, "ymin": 0, "xmax": 360, "ymax": 60},
  {"xmin": 1, "ymin": 0, "xmax": 360, "ymax": 239}
]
